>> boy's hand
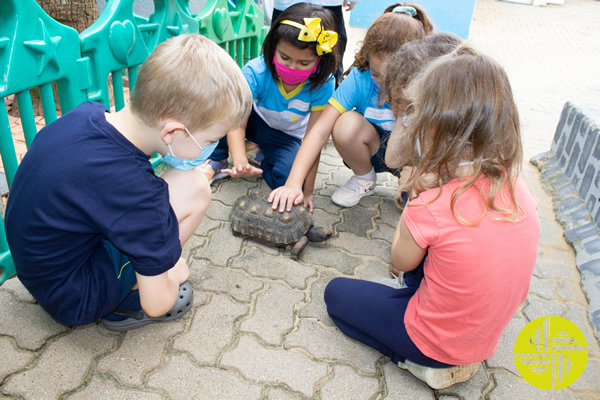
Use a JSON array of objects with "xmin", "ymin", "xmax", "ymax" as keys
[
  {"xmin": 222, "ymin": 162, "xmax": 262, "ymax": 178},
  {"xmin": 268, "ymin": 184, "xmax": 304, "ymax": 213}
]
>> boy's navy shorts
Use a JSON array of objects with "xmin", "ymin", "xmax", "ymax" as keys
[{"xmin": 102, "ymin": 240, "xmax": 137, "ymax": 302}]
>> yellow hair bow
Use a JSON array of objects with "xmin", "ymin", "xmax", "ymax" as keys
[{"xmin": 281, "ymin": 18, "xmax": 338, "ymax": 56}]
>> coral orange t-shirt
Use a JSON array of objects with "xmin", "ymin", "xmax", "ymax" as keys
[{"xmin": 402, "ymin": 177, "xmax": 540, "ymax": 365}]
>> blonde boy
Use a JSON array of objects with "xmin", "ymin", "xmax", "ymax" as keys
[{"xmin": 5, "ymin": 34, "xmax": 251, "ymax": 331}]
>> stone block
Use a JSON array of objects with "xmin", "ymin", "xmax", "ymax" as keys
[
  {"xmin": 298, "ymin": 269, "xmax": 343, "ymax": 326},
  {"xmin": 528, "ymin": 275, "xmax": 558, "ymax": 301},
  {"xmin": 357, "ymin": 260, "xmax": 392, "ymax": 282},
  {"xmin": 196, "ymin": 225, "xmax": 244, "ymax": 267},
  {"xmin": 522, "ymin": 296, "xmax": 566, "ymax": 322},
  {"xmin": 0, "ymin": 277, "xmax": 35, "ymax": 303},
  {"xmin": 191, "ymin": 260, "xmax": 263, "ymax": 303},
  {"xmin": 97, "ymin": 320, "xmax": 185, "ymax": 386},
  {"xmin": 229, "ymin": 247, "xmax": 317, "ymax": 289},
  {"xmin": 240, "ymin": 282, "xmax": 304, "ymax": 345},
  {"xmin": 486, "ymin": 317, "xmax": 528, "ymax": 376},
  {"xmin": 284, "ymin": 319, "xmax": 381, "ymax": 374},
  {"xmin": 337, "ymin": 205, "xmax": 377, "ymax": 237},
  {"xmin": 211, "ymin": 177, "xmax": 259, "ymax": 206},
  {"xmin": 320, "ymin": 365, "xmax": 380, "ymax": 399},
  {"xmin": 328, "ymin": 232, "xmax": 391, "ymax": 264},
  {"xmin": 382, "ymin": 361, "xmax": 434, "ymax": 399},
  {"xmin": 533, "ymin": 262, "xmax": 580, "ymax": 283},
  {"xmin": 68, "ymin": 375, "xmax": 162, "ymax": 400},
  {"xmin": 0, "ymin": 336, "xmax": 34, "ymax": 382},
  {"xmin": 0, "ymin": 291, "xmax": 68, "ymax": 350},
  {"xmin": 173, "ymin": 293, "xmax": 248, "ymax": 366},
  {"xmin": 220, "ymin": 336, "xmax": 328, "ymax": 397},
  {"xmin": 3, "ymin": 327, "xmax": 116, "ymax": 400},
  {"xmin": 300, "ymin": 246, "xmax": 361, "ymax": 275},
  {"xmin": 487, "ymin": 373, "xmax": 572, "ymax": 400},
  {"xmin": 148, "ymin": 354, "xmax": 262, "ymax": 399}
]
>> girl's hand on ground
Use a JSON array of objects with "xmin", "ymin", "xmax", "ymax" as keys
[
  {"xmin": 222, "ymin": 163, "xmax": 262, "ymax": 178},
  {"xmin": 268, "ymin": 185, "xmax": 304, "ymax": 213}
]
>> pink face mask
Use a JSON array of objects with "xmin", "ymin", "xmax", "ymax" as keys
[{"xmin": 273, "ymin": 54, "xmax": 320, "ymax": 85}]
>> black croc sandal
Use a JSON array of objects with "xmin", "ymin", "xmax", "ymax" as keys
[{"xmin": 101, "ymin": 281, "xmax": 193, "ymax": 332}]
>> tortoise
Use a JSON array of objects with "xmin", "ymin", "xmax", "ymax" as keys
[{"xmin": 229, "ymin": 192, "xmax": 333, "ymax": 259}]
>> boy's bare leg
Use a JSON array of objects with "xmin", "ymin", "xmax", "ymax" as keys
[
  {"xmin": 161, "ymin": 167, "xmax": 211, "ymax": 245},
  {"xmin": 331, "ymin": 111, "xmax": 380, "ymax": 176}
]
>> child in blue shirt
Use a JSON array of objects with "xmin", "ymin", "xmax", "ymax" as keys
[
  {"xmin": 269, "ymin": 4, "xmax": 433, "ymax": 211},
  {"xmin": 201, "ymin": 3, "xmax": 338, "ymax": 190},
  {"xmin": 5, "ymin": 35, "xmax": 251, "ymax": 331}
]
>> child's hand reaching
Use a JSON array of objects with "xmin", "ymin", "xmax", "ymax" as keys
[
  {"xmin": 268, "ymin": 184, "xmax": 304, "ymax": 213},
  {"xmin": 222, "ymin": 162, "xmax": 262, "ymax": 178}
]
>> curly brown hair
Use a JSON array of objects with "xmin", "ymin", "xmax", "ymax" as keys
[
  {"xmin": 384, "ymin": 33, "xmax": 464, "ymax": 117},
  {"xmin": 344, "ymin": 3, "xmax": 432, "ymax": 76}
]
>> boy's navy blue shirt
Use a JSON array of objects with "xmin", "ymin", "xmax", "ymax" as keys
[{"xmin": 5, "ymin": 102, "xmax": 182, "ymax": 326}]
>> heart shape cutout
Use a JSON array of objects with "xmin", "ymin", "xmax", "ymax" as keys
[
  {"xmin": 109, "ymin": 20, "xmax": 136, "ymax": 64},
  {"xmin": 212, "ymin": 8, "xmax": 229, "ymax": 40}
]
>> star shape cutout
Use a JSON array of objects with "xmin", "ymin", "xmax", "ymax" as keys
[{"xmin": 24, "ymin": 19, "xmax": 62, "ymax": 75}]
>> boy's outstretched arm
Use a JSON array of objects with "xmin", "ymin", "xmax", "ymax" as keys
[
  {"xmin": 269, "ymin": 105, "xmax": 341, "ymax": 212},
  {"xmin": 221, "ymin": 126, "xmax": 262, "ymax": 178}
]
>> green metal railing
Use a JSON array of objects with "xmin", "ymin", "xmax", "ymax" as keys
[{"xmin": 0, "ymin": 0, "xmax": 267, "ymax": 283}]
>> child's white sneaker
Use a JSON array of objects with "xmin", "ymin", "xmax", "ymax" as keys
[
  {"xmin": 331, "ymin": 175, "xmax": 376, "ymax": 207},
  {"xmin": 398, "ymin": 359, "xmax": 480, "ymax": 389}
]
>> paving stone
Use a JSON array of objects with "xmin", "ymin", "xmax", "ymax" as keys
[
  {"xmin": 194, "ymin": 216, "xmax": 222, "ymax": 237},
  {"xmin": 487, "ymin": 373, "xmax": 573, "ymax": 400},
  {"xmin": 312, "ymin": 194, "xmax": 343, "ymax": 215},
  {"xmin": 230, "ymin": 247, "xmax": 317, "ymax": 289},
  {"xmin": 191, "ymin": 259, "xmax": 263, "ymax": 303},
  {"xmin": 357, "ymin": 260, "xmax": 391, "ymax": 282},
  {"xmin": 221, "ymin": 336, "xmax": 328, "ymax": 397},
  {"xmin": 534, "ymin": 262, "xmax": 581, "ymax": 283},
  {"xmin": 148, "ymin": 354, "xmax": 262, "ymax": 399},
  {"xmin": 558, "ymin": 280, "xmax": 590, "ymax": 306},
  {"xmin": 266, "ymin": 388, "xmax": 300, "ymax": 399},
  {"xmin": 205, "ymin": 200, "xmax": 234, "ymax": 221},
  {"xmin": 522, "ymin": 296, "xmax": 567, "ymax": 322},
  {"xmin": 284, "ymin": 319, "xmax": 381, "ymax": 375},
  {"xmin": 173, "ymin": 293, "xmax": 248, "ymax": 366},
  {"xmin": 3, "ymin": 326, "xmax": 115, "ymax": 400},
  {"xmin": 211, "ymin": 177, "xmax": 258, "ymax": 206},
  {"xmin": 568, "ymin": 358, "xmax": 600, "ymax": 393},
  {"xmin": 486, "ymin": 317, "xmax": 528, "ymax": 376},
  {"xmin": 564, "ymin": 304, "xmax": 597, "ymax": 348},
  {"xmin": 181, "ymin": 233, "xmax": 207, "ymax": 262},
  {"xmin": 245, "ymin": 239, "xmax": 283, "ymax": 255},
  {"xmin": 96, "ymin": 320, "xmax": 185, "ymax": 386},
  {"xmin": 300, "ymin": 246, "xmax": 361, "ymax": 275},
  {"xmin": 539, "ymin": 219, "xmax": 570, "ymax": 248},
  {"xmin": 337, "ymin": 205, "xmax": 377, "ymax": 238},
  {"xmin": 320, "ymin": 365, "xmax": 380, "ymax": 399},
  {"xmin": 432, "ymin": 363, "xmax": 490, "ymax": 399},
  {"xmin": 356, "ymin": 194, "xmax": 381, "ymax": 209},
  {"xmin": 68, "ymin": 374, "xmax": 162, "ymax": 400},
  {"xmin": 240, "ymin": 282, "xmax": 304, "ymax": 346},
  {"xmin": 0, "ymin": 336, "xmax": 34, "ymax": 382},
  {"xmin": 298, "ymin": 270, "xmax": 343, "ymax": 327},
  {"xmin": 0, "ymin": 291, "xmax": 68, "ymax": 350},
  {"xmin": 382, "ymin": 361, "xmax": 434, "ymax": 399},
  {"xmin": 311, "ymin": 208, "xmax": 342, "ymax": 231},
  {"xmin": 0, "ymin": 277, "xmax": 35, "ymax": 303},
  {"xmin": 196, "ymin": 226, "xmax": 244, "ymax": 266},
  {"xmin": 328, "ymin": 232, "xmax": 391, "ymax": 263},
  {"xmin": 370, "ymin": 222, "xmax": 395, "ymax": 243},
  {"xmin": 528, "ymin": 274, "xmax": 559, "ymax": 300}
]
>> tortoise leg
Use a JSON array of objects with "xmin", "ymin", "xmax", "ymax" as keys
[{"xmin": 291, "ymin": 236, "xmax": 310, "ymax": 260}]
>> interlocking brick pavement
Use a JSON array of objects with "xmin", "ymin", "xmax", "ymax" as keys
[{"xmin": 1, "ymin": 0, "xmax": 600, "ymax": 398}]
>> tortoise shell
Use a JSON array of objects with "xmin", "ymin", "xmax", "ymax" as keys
[{"xmin": 229, "ymin": 192, "xmax": 312, "ymax": 246}]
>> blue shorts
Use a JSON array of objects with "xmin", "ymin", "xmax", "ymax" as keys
[{"xmin": 102, "ymin": 240, "xmax": 137, "ymax": 303}]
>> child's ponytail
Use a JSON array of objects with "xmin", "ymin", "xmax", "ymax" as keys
[{"xmin": 384, "ymin": 4, "xmax": 434, "ymax": 35}]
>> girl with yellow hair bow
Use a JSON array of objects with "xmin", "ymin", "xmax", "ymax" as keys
[{"xmin": 200, "ymin": 3, "xmax": 339, "ymax": 192}]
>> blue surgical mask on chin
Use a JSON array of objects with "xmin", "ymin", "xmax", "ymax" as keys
[{"xmin": 161, "ymin": 125, "xmax": 219, "ymax": 171}]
